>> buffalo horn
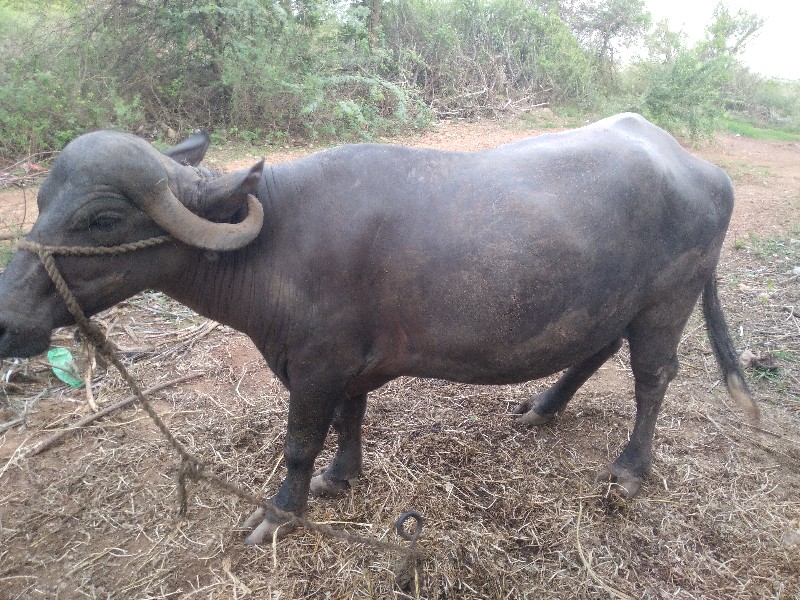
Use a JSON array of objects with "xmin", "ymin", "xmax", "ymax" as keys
[{"xmin": 135, "ymin": 177, "xmax": 263, "ymax": 251}]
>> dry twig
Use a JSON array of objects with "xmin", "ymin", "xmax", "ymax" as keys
[{"xmin": 23, "ymin": 373, "xmax": 203, "ymax": 457}]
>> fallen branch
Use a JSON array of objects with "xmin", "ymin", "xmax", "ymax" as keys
[
  {"xmin": 24, "ymin": 372, "xmax": 203, "ymax": 458},
  {"xmin": 0, "ymin": 152, "xmax": 57, "ymax": 189},
  {"xmin": 0, "ymin": 417, "xmax": 24, "ymax": 434}
]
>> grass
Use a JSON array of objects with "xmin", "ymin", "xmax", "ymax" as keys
[
  {"xmin": 0, "ymin": 225, "xmax": 27, "ymax": 269},
  {"xmin": 719, "ymin": 160, "xmax": 774, "ymax": 186},
  {"xmin": 773, "ymin": 350, "xmax": 798, "ymax": 363},
  {"xmin": 740, "ymin": 228, "xmax": 800, "ymax": 260},
  {"xmin": 1, "ymin": 275, "xmax": 798, "ymax": 598},
  {"xmin": 515, "ymin": 107, "xmax": 589, "ymax": 132},
  {"xmin": 722, "ymin": 115, "xmax": 800, "ymax": 142},
  {"xmin": 728, "ymin": 229, "xmax": 800, "ymax": 403},
  {"xmin": 0, "ymin": 244, "xmax": 13, "ymax": 269}
]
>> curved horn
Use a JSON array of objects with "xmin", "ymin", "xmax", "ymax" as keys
[
  {"xmin": 50, "ymin": 131, "xmax": 264, "ymax": 251},
  {"xmin": 138, "ymin": 178, "xmax": 264, "ymax": 251}
]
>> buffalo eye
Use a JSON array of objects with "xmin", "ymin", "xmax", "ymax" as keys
[{"xmin": 88, "ymin": 212, "xmax": 122, "ymax": 231}]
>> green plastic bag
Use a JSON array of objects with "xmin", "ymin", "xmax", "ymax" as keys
[{"xmin": 47, "ymin": 347, "xmax": 83, "ymax": 388}]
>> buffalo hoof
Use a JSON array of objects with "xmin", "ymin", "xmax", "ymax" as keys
[
  {"xmin": 595, "ymin": 464, "xmax": 643, "ymax": 499},
  {"xmin": 512, "ymin": 394, "xmax": 559, "ymax": 426},
  {"xmin": 515, "ymin": 408, "xmax": 557, "ymax": 427},
  {"xmin": 310, "ymin": 468, "xmax": 357, "ymax": 498},
  {"xmin": 242, "ymin": 506, "xmax": 298, "ymax": 545}
]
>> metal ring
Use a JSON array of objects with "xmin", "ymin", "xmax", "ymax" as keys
[{"xmin": 396, "ymin": 510, "xmax": 424, "ymax": 542}]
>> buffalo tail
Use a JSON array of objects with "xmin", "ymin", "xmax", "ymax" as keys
[{"xmin": 702, "ymin": 273, "xmax": 759, "ymax": 422}]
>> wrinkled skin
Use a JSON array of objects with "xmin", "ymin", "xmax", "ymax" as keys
[{"xmin": 0, "ymin": 114, "xmax": 754, "ymax": 544}]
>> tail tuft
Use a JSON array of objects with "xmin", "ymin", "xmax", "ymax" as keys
[{"xmin": 726, "ymin": 372, "xmax": 760, "ymax": 422}]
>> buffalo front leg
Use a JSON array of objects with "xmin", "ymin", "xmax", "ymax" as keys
[
  {"xmin": 600, "ymin": 328, "xmax": 680, "ymax": 498},
  {"xmin": 243, "ymin": 387, "xmax": 337, "ymax": 544},
  {"xmin": 311, "ymin": 393, "xmax": 367, "ymax": 497},
  {"xmin": 515, "ymin": 338, "xmax": 623, "ymax": 425}
]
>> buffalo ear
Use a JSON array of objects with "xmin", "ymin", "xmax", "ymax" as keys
[
  {"xmin": 163, "ymin": 130, "xmax": 211, "ymax": 166},
  {"xmin": 197, "ymin": 161, "xmax": 264, "ymax": 222}
]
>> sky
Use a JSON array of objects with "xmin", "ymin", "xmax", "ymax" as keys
[{"xmin": 644, "ymin": 0, "xmax": 799, "ymax": 80}]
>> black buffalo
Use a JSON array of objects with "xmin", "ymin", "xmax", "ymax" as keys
[{"xmin": 0, "ymin": 113, "xmax": 755, "ymax": 543}]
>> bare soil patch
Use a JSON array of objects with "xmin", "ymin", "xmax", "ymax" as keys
[{"xmin": 0, "ymin": 118, "xmax": 798, "ymax": 599}]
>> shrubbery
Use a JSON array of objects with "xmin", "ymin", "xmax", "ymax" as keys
[
  {"xmin": 617, "ymin": 4, "xmax": 772, "ymax": 138},
  {"xmin": 0, "ymin": 0, "xmax": 430, "ymax": 158},
  {"xmin": 0, "ymin": 5, "xmax": 138, "ymax": 158},
  {"xmin": 380, "ymin": 0, "xmax": 597, "ymax": 116},
  {"xmin": 0, "ymin": 0, "xmax": 796, "ymax": 161}
]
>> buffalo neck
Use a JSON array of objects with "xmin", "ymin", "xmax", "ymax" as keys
[{"xmin": 157, "ymin": 177, "xmax": 295, "ymax": 379}]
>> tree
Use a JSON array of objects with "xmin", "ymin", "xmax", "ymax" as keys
[
  {"xmin": 701, "ymin": 2, "xmax": 763, "ymax": 58},
  {"xmin": 558, "ymin": 0, "xmax": 651, "ymax": 78},
  {"xmin": 634, "ymin": 2, "xmax": 764, "ymax": 137},
  {"xmin": 369, "ymin": 0, "xmax": 381, "ymax": 47}
]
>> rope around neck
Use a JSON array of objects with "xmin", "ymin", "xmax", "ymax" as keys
[{"xmin": 15, "ymin": 236, "xmax": 421, "ymax": 558}]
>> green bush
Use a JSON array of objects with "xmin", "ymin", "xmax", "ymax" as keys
[
  {"xmin": 639, "ymin": 51, "xmax": 734, "ymax": 137},
  {"xmin": 0, "ymin": 0, "xmax": 793, "ymax": 160},
  {"xmin": 218, "ymin": 21, "xmax": 432, "ymax": 141},
  {"xmin": 620, "ymin": 5, "xmax": 767, "ymax": 139},
  {"xmin": 0, "ymin": 0, "xmax": 432, "ymax": 159},
  {"xmin": 0, "ymin": 5, "xmax": 140, "ymax": 160},
  {"xmin": 380, "ymin": 0, "xmax": 596, "ymax": 117},
  {"xmin": 726, "ymin": 72, "xmax": 800, "ymax": 129},
  {"xmin": 71, "ymin": 1, "xmax": 426, "ymax": 142},
  {"xmin": 0, "ymin": 63, "xmax": 142, "ymax": 160}
]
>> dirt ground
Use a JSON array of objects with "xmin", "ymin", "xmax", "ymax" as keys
[{"xmin": 0, "ymin": 116, "xmax": 798, "ymax": 599}]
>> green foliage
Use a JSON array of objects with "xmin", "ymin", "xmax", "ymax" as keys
[
  {"xmin": 753, "ymin": 80, "xmax": 800, "ymax": 126},
  {"xmin": 0, "ymin": 0, "xmax": 795, "ymax": 159},
  {"xmin": 381, "ymin": 0, "xmax": 597, "ymax": 117},
  {"xmin": 0, "ymin": 244, "xmax": 13, "ymax": 269},
  {"xmin": 0, "ymin": 224, "xmax": 23, "ymax": 268},
  {"xmin": 557, "ymin": 0, "xmax": 651, "ymax": 87},
  {"xmin": 742, "ymin": 231, "xmax": 800, "ymax": 262},
  {"xmin": 0, "ymin": 4, "xmax": 140, "ymax": 159},
  {"xmin": 144, "ymin": 0, "xmax": 429, "ymax": 137},
  {"xmin": 621, "ymin": 4, "xmax": 766, "ymax": 139},
  {"xmin": 724, "ymin": 72, "xmax": 800, "ymax": 134},
  {"xmin": 220, "ymin": 26, "xmax": 431, "ymax": 141},
  {"xmin": 0, "ymin": 0, "xmax": 431, "ymax": 158},
  {"xmin": 641, "ymin": 48, "xmax": 733, "ymax": 137},
  {"xmin": 721, "ymin": 116, "xmax": 800, "ymax": 142}
]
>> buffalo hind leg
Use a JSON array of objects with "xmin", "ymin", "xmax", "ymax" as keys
[
  {"xmin": 600, "ymin": 327, "xmax": 680, "ymax": 498},
  {"xmin": 515, "ymin": 338, "xmax": 623, "ymax": 425},
  {"xmin": 310, "ymin": 393, "xmax": 367, "ymax": 497}
]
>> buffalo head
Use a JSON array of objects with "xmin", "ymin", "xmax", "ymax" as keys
[{"xmin": 0, "ymin": 130, "xmax": 264, "ymax": 358}]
